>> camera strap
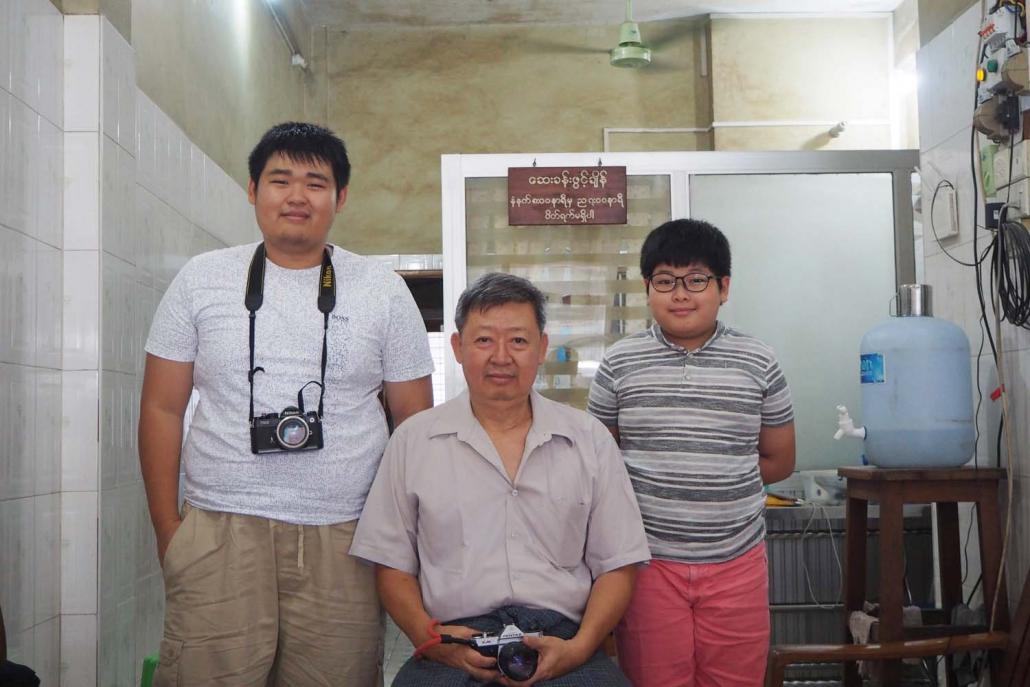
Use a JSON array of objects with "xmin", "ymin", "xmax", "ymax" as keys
[{"xmin": 244, "ymin": 242, "xmax": 336, "ymax": 424}]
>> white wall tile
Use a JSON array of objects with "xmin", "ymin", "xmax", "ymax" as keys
[
  {"xmin": 135, "ymin": 185, "xmax": 157, "ymax": 288},
  {"xmin": 98, "ymin": 603, "xmax": 118, "ymax": 687},
  {"xmin": 135, "ymin": 92, "xmax": 157, "ymax": 196},
  {"xmin": 36, "ymin": 241, "xmax": 63, "ymax": 369},
  {"xmin": 0, "ymin": 226, "xmax": 37, "ymax": 365},
  {"xmin": 61, "ymin": 491, "xmax": 98, "ymax": 614},
  {"xmin": 32, "ymin": 615, "xmax": 61, "ymax": 687},
  {"xmin": 916, "ymin": 4, "xmax": 981, "ymax": 153},
  {"xmin": 998, "ymin": 346, "xmax": 1030, "ymax": 477},
  {"xmin": 101, "ymin": 134, "xmax": 121, "ymax": 258},
  {"xmin": 169, "ymin": 128, "xmax": 189, "ymax": 217},
  {"xmin": 0, "ymin": 364, "xmax": 36, "ymax": 500},
  {"xmin": 32, "ymin": 112, "xmax": 62, "ymax": 248},
  {"xmin": 99, "ymin": 488, "xmax": 133, "ymax": 613},
  {"xmin": 64, "ymin": 16, "xmax": 100, "ymax": 133},
  {"xmin": 2, "ymin": 95, "xmax": 34, "ymax": 236},
  {"xmin": 116, "ymin": 591, "xmax": 137, "ymax": 686},
  {"xmin": 64, "ymin": 131, "xmax": 101, "ymax": 250},
  {"xmin": 0, "ymin": 2, "xmax": 12, "ymax": 95},
  {"xmin": 5, "ymin": 626, "xmax": 33, "ymax": 670},
  {"xmin": 116, "ymin": 27, "xmax": 136, "ymax": 155},
  {"xmin": 101, "ymin": 254, "xmax": 137, "ymax": 373},
  {"xmin": 0, "ymin": 496, "xmax": 36, "ymax": 634},
  {"xmin": 104, "ymin": 372, "xmax": 141, "ymax": 488},
  {"xmin": 62, "ymin": 249, "xmax": 100, "ymax": 370},
  {"xmin": 35, "ymin": 368, "xmax": 62, "ymax": 495},
  {"xmin": 34, "ymin": 493, "xmax": 61, "ymax": 623},
  {"xmin": 100, "ymin": 18, "xmax": 135, "ymax": 151},
  {"xmin": 60, "ymin": 614, "xmax": 98, "ymax": 687},
  {"xmin": 0, "ymin": 91, "xmax": 10, "ymax": 220},
  {"xmin": 134, "ymin": 572, "xmax": 163, "ymax": 672},
  {"xmin": 188, "ymin": 143, "xmax": 206, "ymax": 226},
  {"xmin": 12, "ymin": 0, "xmax": 62, "ymax": 127},
  {"xmin": 62, "ymin": 370, "xmax": 100, "ymax": 492},
  {"xmin": 101, "ymin": 134, "xmax": 137, "ymax": 264}
]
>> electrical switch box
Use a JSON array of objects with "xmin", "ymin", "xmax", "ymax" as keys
[
  {"xmin": 932, "ymin": 184, "xmax": 960, "ymax": 239},
  {"xmin": 994, "ymin": 139, "xmax": 1029, "ymax": 189},
  {"xmin": 991, "ymin": 178, "xmax": 1030, "ymax": 219}
]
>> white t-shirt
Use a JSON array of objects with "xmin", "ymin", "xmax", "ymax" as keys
[{"xmin": 145, "ymin": 242, "xmax": 434, "ymax": 525}]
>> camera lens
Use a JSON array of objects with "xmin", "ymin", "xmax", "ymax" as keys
[
  {"xmin": 276, "ymin": 415, "xmax": 310, "ymax": 449},
  {"xmin": 497, "ymin": 642, "xmax": 537, "ymax": 682}
]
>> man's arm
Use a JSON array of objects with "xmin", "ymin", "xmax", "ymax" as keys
[
  {"xmin": 505, "ymin": 565, "xmax": 637, "ymax": 687},
  {"xmin": 376, "ymin": 565, "xmax": 500, "ymax": 682},
  {"xmin": 384, "ymin": 376, "xmax": 433, "ymax": 428},
  {"xmin": 138, "ymin": 354, "xmax": 194, "ymax": 563},
  {"xmin": 758, "ymin": 421, "xmax": 796, "ymax": 484}
]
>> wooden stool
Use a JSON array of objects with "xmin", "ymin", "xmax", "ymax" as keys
[{"xmin": 839, "ymin": 466, "xmax": 1008, "ymax": 687}]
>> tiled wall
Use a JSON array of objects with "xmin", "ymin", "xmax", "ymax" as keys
[
  {"xmin": 917, "ymin": 4, "xmax": 1030, "ymax": 612},
  {"xmin": 0, "ymin": 10, "xmax": 256, "ymax": 685},
  {"xmin": 63, "ymin": 17, "xmax": 257, "ymax": 685},
  {"xmin": 0, "ymin": 2, "xmax": 65, "ymax": 686}
]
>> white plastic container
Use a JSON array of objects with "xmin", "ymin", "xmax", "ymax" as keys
[{"xmin": 858, "ymin": 285, "xmax": 974, "ymax": 468}]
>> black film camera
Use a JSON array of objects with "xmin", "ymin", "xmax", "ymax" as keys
[
  {"xmin": 466, "ymin": 624, "xmax": 541, "ymax": 681},
  {"xmin": 250, "ymin": 405, "xmax": 324, "ymax": 454}
]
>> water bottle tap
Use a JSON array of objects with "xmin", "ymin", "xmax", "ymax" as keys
[{"xmin": 833, "ymin": 405, "xmax": 866, "ymax": 441}]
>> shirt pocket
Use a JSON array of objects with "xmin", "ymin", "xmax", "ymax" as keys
[
  {"xmin": 417, "ymin": 490, "xmax": 467, "ymax": 574},
  {"xmin": 542, "ymin": 460, "xmax": 591, "ymax": 569}
]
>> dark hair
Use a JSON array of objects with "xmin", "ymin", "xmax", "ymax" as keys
[
  {"xmin": 248, "ymin": 122, "xmax": 350, "ymax": 193},
  {"xmin": 639, "ymin": 218, "xmax": 731, "ymax": 281},
  {"xmin": 455, "ymin": 273, "xmax": 547, "ymax": 333}
]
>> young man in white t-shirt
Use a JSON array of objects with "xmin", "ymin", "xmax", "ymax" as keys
[{"xmin": 140, "ymin": 122, "xmax": 434, "ymax": 686}]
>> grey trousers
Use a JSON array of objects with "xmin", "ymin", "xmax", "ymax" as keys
[{"xmin": 391, "ymin": 606, "xmax": 629, "ymax": 687}]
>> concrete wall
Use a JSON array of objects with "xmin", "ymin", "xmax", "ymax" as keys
[
  {"xmin": 323, "ymin": 13, "xmax": 908, "ymax": 254},
  {"xmin": 709, "ymin": 15, "xmax": 893, "ymax": 151},
  {"xmin": 323, "ymin": 20, "xmax": 709, "ymax": 255}
]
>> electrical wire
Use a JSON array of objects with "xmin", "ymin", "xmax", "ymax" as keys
[
  {"xmin": 990, "ymin": 211, "xmax": 1030, "ymax": 327},
  {"xmin": 798, "ymin": 504, "xmax": 845, "ymax": 610},
  {"xmin": 930, "ymin": 179, "xmax": 991, "ymax": 267}
]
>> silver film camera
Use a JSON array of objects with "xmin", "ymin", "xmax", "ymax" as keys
[{"xmin": 468, "ymin": 624, "xmax": 541, "ymax": 681}]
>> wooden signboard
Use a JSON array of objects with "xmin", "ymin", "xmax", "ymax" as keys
[{"xmin": 507, "ymin": 166, "xmax": 628, "ymax": 225}]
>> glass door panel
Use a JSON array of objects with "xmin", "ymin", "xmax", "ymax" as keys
[{"xmin": 689, "ymin": 173, "xmax": 897, "ymax": 470}]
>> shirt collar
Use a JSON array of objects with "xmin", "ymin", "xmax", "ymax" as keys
[
  {"xmin": 429, "ymin": 389, "xmax": 576, "ymax": 445},
  {"xmin": 651, "ymin": 320, "xmax": 726, "ymax": 354}
]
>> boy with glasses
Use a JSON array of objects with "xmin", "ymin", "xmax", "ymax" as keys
[{"xmin": 587, "ymin": 218, "xmax": 796, "ymax": 687}]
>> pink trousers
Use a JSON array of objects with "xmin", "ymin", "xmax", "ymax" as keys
[{"xmin": 616, "ymin": 542, "xmax": 770, "ymax": 687}]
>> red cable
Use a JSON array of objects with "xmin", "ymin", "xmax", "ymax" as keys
[{"xmin": 412, "ymin": 618, "xmax": 442, "ymax": 658}]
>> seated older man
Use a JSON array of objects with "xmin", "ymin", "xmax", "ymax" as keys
[{"xmin": 351, "ymin": 272, "xmax": 650, "ymax": 686}]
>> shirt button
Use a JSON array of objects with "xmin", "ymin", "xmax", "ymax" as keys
[
  {"xmin": 510, "ymin": 532, "xmax": 517, "ymax": 539},
  {"xmin": 511, "ymin": 489, "xmax": 518, "ymax": 496}
]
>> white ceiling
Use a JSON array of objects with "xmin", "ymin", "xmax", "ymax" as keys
[{"xmin": 296, "ymin": 0, "xmax": 906, "ymax": 30}]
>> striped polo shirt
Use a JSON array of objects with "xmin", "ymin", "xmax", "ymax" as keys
[{"xmin": 587, "ymin": 321, "xmax": 793, "ymax": 563}]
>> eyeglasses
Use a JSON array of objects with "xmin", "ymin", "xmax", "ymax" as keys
[{"xmin": 648, "ymin": 272, "xmax": 717, "ymax": 293}]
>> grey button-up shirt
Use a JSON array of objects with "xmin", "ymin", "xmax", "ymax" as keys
[{"xmin": 351, "ymin": 390, "xmax": 650, "ymax": 624}]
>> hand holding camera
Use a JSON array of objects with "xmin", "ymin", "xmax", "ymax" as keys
[
  {"xmin": 416, "ymin": 624, "xmax": 506, "ymax": 684},
  {"xmin": 464, "ymin": 624, "xmax": 541, "ymax": 682},
  {"xmin": 493, "ymin": 633, "xmax": 591, "ymax": 686}
]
